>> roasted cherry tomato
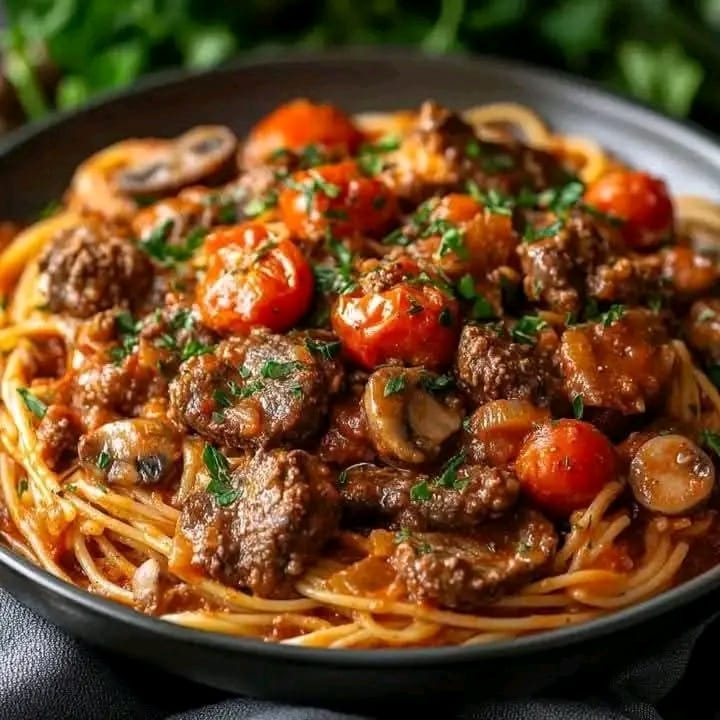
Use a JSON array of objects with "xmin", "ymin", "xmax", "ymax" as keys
[
  {"xmin": 584, "ymin": 170, "xmax": 674, "ymax": 249},
  {"xmin": 515, "ymin": 419, "xmax": 617, "ymax": 516},
  {"xmin": 197, "ymin": 223, "xmax": 313, "ymax": 334},
  {"xmin": 242, "ymin": 99, "xmax": 363, "ymax": 166},
  {"xmin": 279, "ymin": 160, "xmax": 397, "ymax": 241},
  {"xmin": 332, "ymin": 278, "xmax": 459, "ymax": 370}
]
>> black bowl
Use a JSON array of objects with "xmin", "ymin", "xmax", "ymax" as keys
[{"xmin": 1, "ymin": 49, "xmax": 720, "ymax": 708}]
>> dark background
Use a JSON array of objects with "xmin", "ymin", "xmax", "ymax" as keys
[{"xmin": 1, "ymin": 0, "xmax": 719, "ymax": 135}]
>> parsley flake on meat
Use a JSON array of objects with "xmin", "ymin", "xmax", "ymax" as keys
[{"xmin": 202, "ymin": 443, "xmax": 239, "ymax": 507}]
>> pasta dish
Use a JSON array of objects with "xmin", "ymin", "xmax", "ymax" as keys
[{"xmin": 0, "ymin": 97, "xmax": 719, "ymax": 649}]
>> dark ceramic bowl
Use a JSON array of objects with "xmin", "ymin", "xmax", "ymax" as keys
[{"xmin": 1, "ymin": 49, "xmax": 719, "ymax": 709}]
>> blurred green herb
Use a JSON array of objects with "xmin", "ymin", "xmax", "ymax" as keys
[{"xmin": 2, "ymin": 0, "xmax": 719, "ymax": 131}]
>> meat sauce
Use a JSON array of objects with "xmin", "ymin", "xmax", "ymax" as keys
[{"xmin": 5, "ymin": 98, "xmax": 720, "ymax": 628}]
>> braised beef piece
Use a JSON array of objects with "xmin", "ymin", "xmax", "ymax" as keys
[
  {"xmin": 518, "ymin": 210, "xmax": 614, "ymax": 314},
  {"xmin": 390, "ymin": 508, "xmax": 557, "ymax": 610},
  {"xmin": 72, "ymin": 352, "xmax": 166, "ymax": 430},
  {"xmin": 588, "ymin": 253, "xmax": 664, "ymax": 305},
  {"xmin": 685, "ymin": 298, "xmax": 720, "ymax": 365},
  {"xmin": 558, "ymin": 308, "xmax": 675, "ymax": 414},
  {"xmin": 39, "ymin": 222, "xmax": 153, "ymax": 318},
  {"xmin": 140, "ymin": 301, "xmax": 218, "ymax": 374},
  {"xmin": 177, "ymin": 448, "xmax": 339, "ymax": 598},
  {"xmin": 339, "ymin": 463, "xmax": 519, "ymax": 531},
  {"xmin": 317, "ymin": 377, "xmax": 376, "ymax": 467},
  {"xmin": 169, "ymin": 328, "xmax": 343, "ymax": 450},
  {"xmin": 36, "ymin": 405, "xmax": 83, "ymax": 470},
  {"xmin": 455, "ymin": 324, "xmax": 553, "ymax": 406},
  {"xmin": 385, "ymin": 101, "xmax": 571, "ymax": 205}
]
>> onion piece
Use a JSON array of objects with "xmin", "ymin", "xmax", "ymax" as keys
[{"xmin": 466, "ymin": 399, "xmax": 550, "ymax": 466}]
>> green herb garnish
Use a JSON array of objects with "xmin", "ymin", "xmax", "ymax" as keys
[
  {"xmin": 97, "ymin": 451, "xmax": 111, "ymax": 470},
  {"xmin": 700, "ymin": 429, "xmax": 720, "ymax": 457},
  {"xmin": 512, "ymin": 315, "xmax": 547, "ymax": 344},
  {"xmin": 433, "ymin": 451, "xmax": 467, "ymax": 491},
  {"xmin": 572, "ymin": 394, "xmax": 584, "ymax": 420},
  {"xmin": 203, "ymin": 443, "xmax": 239, "ymax": 507},
  {"xmin": 304, "ymin": 337, "xmax": 341, "ymax": 360},
  {"xmin": 523, "ymin": 219, "xmax": 563, "ymax": 243},
  {"xmin": 384, "ymin": 374, "xmax": 406, "ymax": 397},
  {"xmin": 600, "ymin": 304, "xmax": 626, "ymax": 327},
  {"xmin": 260, "ymin": 360, "xmax": 303, "ymax": 380}
]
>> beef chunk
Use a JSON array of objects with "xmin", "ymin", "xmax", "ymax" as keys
[
  {"xmin": 339, "ymin": 462, "xmax": 519, "ymax": 531},
  {"xmin": 36, "ymin": 404, "xmax": 82, "ymax": 470},
  {"xmin": 390, "ymin": 508, "xmax": 557, "ymax": 610},
  {"xmin": 559, "ymin": 308, "xmax": 675, "ymax": 414},
  {"xmin": 317, "ymin": 380, "xmax": 376, "ymax": 467},
  {"xmin": 685, "ymin": 298, "xmax": 720, "ymax": 364},
  {"xmin": 384, "ymin": 101, "xmax": 571, "ymax": 205},
  {"xmin": 518, "ymin": 211, "xmax": 612, "ymax": 314},
  {"xmin": 169, "ymin": 329, "xmax": 343, "ymax": 450},
  {"xmin": 72, "ymin": 352, "xmax": 166, "ymax": 430},
  {"xmin": 39, "ymin": 222, "xmax": 153, "ymax": 318},
  {"xmin": 455, "ymin": 324, "xmax": 552, "ymax": 406},
  {"xmin": 176, "ymin": 448, "xmax": 339, "ymax": 598},
  {"xmin": 588, "ymin": 253, "xmax": 664, "ymax": 305}
]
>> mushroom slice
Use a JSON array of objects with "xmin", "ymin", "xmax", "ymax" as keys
[
  {"xmin": 78, "ymin": 418, "xmax": 183, "ymax": 487},
  {"xmin": 629, "ymin": 434, "xmax": 715, "ymax": 515},
  {"xmin": 117, "ymin": 125, "xmax": 238, "ymax": 196},
  {"xmin": 363, "ymin": 366, "xmax": 463, "ymax": 466}
]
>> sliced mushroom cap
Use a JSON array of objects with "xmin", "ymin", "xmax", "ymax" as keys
[
  {"xmin": 629, "ymin": 434, "xmax": 715, "ymax": 515},
  {"xmin": 363, "ymin": 366, "xmax": 464, "ymax": 466},
  {"xmin": 117, "ymin": 125, "xmax": 238, "ymax": 196},
  {"xmin": 78, "ymin": 418, "xmax": 183, "ymax": 487}
]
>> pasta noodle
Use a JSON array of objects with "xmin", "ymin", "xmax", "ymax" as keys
[{"xmin": 0, "ymin": 98, "xmax": 719, "ymax": 650}]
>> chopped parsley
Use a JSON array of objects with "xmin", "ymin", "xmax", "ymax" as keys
[
  {"xmin": 312, "ymin": 234, "xmax": 356, "ymax": 295},
  {"xmin": 140, "ymin": 220, "xmax": 206, "ymax": 264},
  {"xmin": 537, "ymin": 180, "xmax": 585, "ymax": 215},
  {"xmin": 433, "ymin": 222, "xmax": 468, "ymax": 260},
  {"xmin": 236, "ymin": 380, "xmax": 266, "ymax": 399},
  {"xmin": 17, "ymin": 479, "xmax": 28, "ymax": 495},
  {"xmin": 38, "ymin": 198, "xmax": 63, "ymax": 219},
  {"xmin": 409, "ymin": 480, "xmax": 432, "ymax": 502},
  {"xmin": 433, "ymin": 452, "xmax": 467, "ymax": 491},
  {"xmin": 285, "ymin": 170, "xmax": 341, "ymax": 210},
  {"xmin": 243, "ymin": 190, "xmax": 278, "ymax": 217},
  {"xmin": 420, "ymin": 373, "xmax": 455, "ymax": 393},
  {"xmin": 290, "ymin": 383, "xmax": 304, "ymax": 399},
  {"xmin": 260, "ymin": 360, "xmax": 304, "ymax": 380},
  {"xmin": 297, "ymin": 144, "xmax": 328, "ymax": 169},
  {"xmin": 383, "ymin": 374, "xmax": 406, "ymax": 397},
  {"xmin": 18, "ymin": 388, "xmax": 47, "ymax": 418},
  {"xmin": 466, "ymin": 183, "xmax": 513, "ymax": 216},
  {"xmin": 700, "ymin": 429, "xmax": 720, "ymax": 457},
  {"xmin": 481, "ymin": 153, "xmax": 515, "ymax": 174},
  {"xmin": 203, "ymin": 443, "xmax": 239, "ymax": 507},
  {"xmin": 599, "ymin": 304, "xmax": 626, "ymax": 327},
  {"xmin": 512, "ymin": 315, "xmax": 547, "ymax": 344},
  {"xmin": 456, "ymin": 273, "xmax": 496, "ymax": 321},
  {"xmin": 337, "ymin": 468, "xmax": 349, "ymax": 486},
  {"xmin": 304, "ymin": 337, "xmax": 341, "ymax": 360},
  {"xmin": 572, "ymin": 394, "xmax": 584, "ymax": 420},
  {"xmin": 394, "ymin": 527, "xmax": 431, "ymax": 555},
  {"xmin": 96, "ymin": 451, "xmax": 111, "ymax": 470},
  {"xmin": 357, "ymin": 135, "xmax": 400, "ymax": 175},
  {"xmin": 180, "ymin": 338, "xmax": 215, "ymax": 361},
  {"xmin": 523, "ymin": 219, "xmax": 563, "ymax": 243}
]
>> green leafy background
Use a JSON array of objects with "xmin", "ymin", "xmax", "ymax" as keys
[{"xmin": 2, "ymin": 0, "xmax": 719, "ymax": 132}]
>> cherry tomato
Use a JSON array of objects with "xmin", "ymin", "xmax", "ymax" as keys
[
  {"xmin": 515, "ymin": 419, "xmax": 617, "ymax": 516},
  {"xmin": 332, "ymin": 279, "xmax": 459, "ymax": 370},
  {"xmin": 584, "ymin": 170, "xmax": 674, "ymax": 249},
  {"xmin": 278, "ymin": 161, "xmax": 397, "ymax": 241},
  {"xmin": 197, "ymin": 223, "xmax": 313, "ymax": 334},
  {"xmin": 242, "ymin": 99, "xmax": 363, "ymax": 166}
]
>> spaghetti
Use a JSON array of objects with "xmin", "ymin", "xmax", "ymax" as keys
[{"xmin": 0, "ymin": 98, "xmax": 719, "ymax": 649}]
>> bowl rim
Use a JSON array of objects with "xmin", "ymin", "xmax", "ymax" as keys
[{"xmin": 2, "ymin": 46, "xmax": 720, "ymax": 666}]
